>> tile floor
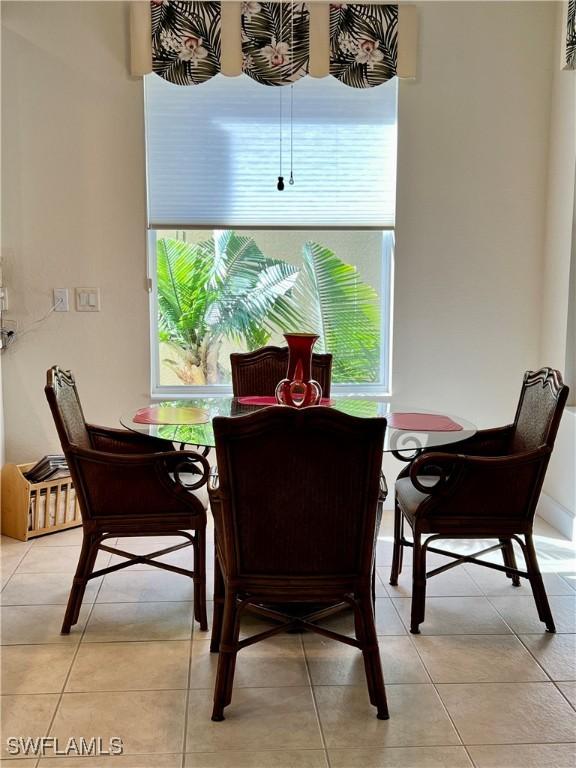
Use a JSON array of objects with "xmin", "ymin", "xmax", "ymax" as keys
[{"xmin": 1, "ymin": 514, "xmax": 575, "ymax": 768}]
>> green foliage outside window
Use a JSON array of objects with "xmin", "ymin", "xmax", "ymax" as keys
[{"xmin": 157, "ymin": 231, "xmax": 380, "ymax": 385}]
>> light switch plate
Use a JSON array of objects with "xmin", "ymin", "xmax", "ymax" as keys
[{"xmin": 75, "ymin": 287, "xmax": 100, "ymax": 312}]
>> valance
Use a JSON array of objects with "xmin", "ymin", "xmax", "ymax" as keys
[
  {"xmin": 567, "ymin": 0, "xmax": 575, "ymax": 69},
  {"xmin": 132, "ymin": 1, "xmax": 417, "ymax": 85}
]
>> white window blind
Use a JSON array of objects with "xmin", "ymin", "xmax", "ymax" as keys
[{"xmin": 145, "ymin": 73, "xmax": 397, "ymax": 229}]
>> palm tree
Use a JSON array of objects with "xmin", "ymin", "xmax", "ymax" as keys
[
  {"xmin": 157, "ymin": 231, "xmax": 299, "ymax": 384},
  {"xmin": 157, "ymin": 232, "xmax": 381, "ymax": 385},
  {"xmin": 285, "ymin": 242, "xmax": 380, "ymax": 383}
]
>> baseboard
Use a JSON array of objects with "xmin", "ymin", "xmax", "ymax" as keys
[{"xmin": 537, "ymin": 492, "xmax": 575, "ymax": 540}]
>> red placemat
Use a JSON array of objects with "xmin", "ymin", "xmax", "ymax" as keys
[
  {"xmin": 133, "ymin": 406, "xmax": 209, "ymax": 425},
  {"xmin": 388, "ymin": 412, "xmax": 462, "ymax": 432},
  {"xmin": 237, "ymin": 395, "xmax": 334, "ymax": 406}
]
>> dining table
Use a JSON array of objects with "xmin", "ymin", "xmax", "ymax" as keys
[{"xmin": 120, "ymin": 396, "xmax": 477, "ymax": 461}]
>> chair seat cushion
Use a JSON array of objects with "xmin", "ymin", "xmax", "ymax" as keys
[{"xmin": 395, "ymin": 476, "xmax": 438, "ymax": 522}]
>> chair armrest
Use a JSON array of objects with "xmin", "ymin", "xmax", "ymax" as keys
[
  {"xmin": 396, "ymin": 424, "xmax": 515, "ymax": 480},
  {"xmin": 408, "ymin": 445, "xmax": 551, "ymax": 495},
  {"xmin": 68, "ymin": 444, "xmax": 210, "ymax": 515},
  {"xmin": 427, "ymin": 424, "xmax": 515, "ymax": 457},
  {"xmin": 86, "ymin": 424, "xmax": 174, "ymax": 454}
]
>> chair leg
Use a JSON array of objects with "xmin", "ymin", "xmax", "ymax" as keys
[
  {"xmin": 211, "ymin": 589, "xmax": 240, "ymax": 721},
  {"xmin": 389, "ymin": 499, "xmax": 404, "ymax": 586},
  {"xmin": 193, "ymin": 527, "xmax": 208, "ymax": 631},
  {"xmin": 62, "ymin": 533, "xmax": 100, "ymax": 634},
  {"xmin": 524, "ymin": 533, "xmax": 555, "ymax": 633},
  {"xmin": 210, "ymin": 551, "xmax": 225, "ymax": 653},
  {"xmin": 371, "ymin": 567, "xmax": 376, "ymax": 611},
  {"xmin": 500, "ymin": 538, "xmax": 521, "ymax": 587},
  {"xmin": 354, "ymin": 594, "xmax": 389, "ymax": 720},
  {"xmin": 410, "ymin": 533, "xmax": 426, "ymax": 634}
]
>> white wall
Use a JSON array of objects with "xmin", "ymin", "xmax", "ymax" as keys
[
  {"xmin": 1, "ymin": 1, "xmax": 150, "ymax": 462},
  {"xmin": 537, "ymin": 4, "xmax": 576, "ymax": 537},
  {"xmin": 0, "ymin": 2, "xmax": 559, "ymax": 474},
  {"xmin": 394, "ymin": 1, "xmax": 555, "ymax": 427}
]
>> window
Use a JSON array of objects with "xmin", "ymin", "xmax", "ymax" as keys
[{"xmin": 145, "ymin": 73, "xmax": 397, "ymax": 395}]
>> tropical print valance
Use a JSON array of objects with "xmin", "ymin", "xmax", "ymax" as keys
[
  {"xmin": 151, "ymin": 0, "xmax": 399, "ymax": 87},
  {"xmin": 151, "ymin": 1, "xmax": 221, "ymax": 85},
  {"xmin": 330, "ymin": 3, "xmax": 398, "ymax": 88},
  {"xmin": 567, "ymin": 0, "xmax": 576, "ymax": 69},
  {"xmin": 242, "ymin": 2, "xmax": 310, "ymax": 86}
]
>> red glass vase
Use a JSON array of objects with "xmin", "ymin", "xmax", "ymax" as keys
[{"xmin": 275, "ymin": 333, "xmax": 322, "ymax": 408}]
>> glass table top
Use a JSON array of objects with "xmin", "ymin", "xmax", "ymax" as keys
[{"xmin": 121, "ymin": 397, "xmax": 477, "ymax": 453}]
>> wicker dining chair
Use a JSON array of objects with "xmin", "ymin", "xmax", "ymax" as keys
[
  {"xmin": 391, "ymin": 367, "xmax": 570, "ymax": 634},
  {"xmin": 208, "ymin": 406, "xmax": 388, "ymax": 722},
  {"xmin": 45, "ymin": 366, "xmax": 210, "ymax": 634},
  {"xmin": 230, "ymin": 345, "xmax": 333, "ymax": 398}
]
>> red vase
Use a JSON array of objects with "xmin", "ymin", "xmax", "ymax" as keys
[{"xmin": 275, "ymin": 333, "xmax": 322, "ymax": 408}]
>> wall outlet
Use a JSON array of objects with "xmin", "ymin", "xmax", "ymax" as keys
[
  {"xmin": 53, "ymin": 288, "xmax": 69, "ymax": 312},
  {"xmin": 75, "ymin": 287, "xmax": 100, "ymax": 312}
]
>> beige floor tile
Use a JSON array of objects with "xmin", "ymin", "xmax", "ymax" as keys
[
  {"xmin": 413, "ymin": 634, "xmax": 548, "ymax": 683},
  {"xmin": 489, "ymin": 595, "xmax": 576, "ymax": 633},
  {"xmin": 0, "ymin": 604, "xmax": 90, "ymax": 645},
  {"xmin": 304, "ymin": 635, "xmax": 429, "ymax": 685},
  {"xmin": 467, "ymin": 743, "xmax": 576, "ymax": 768},
  {"xmin": 385, "ymin": 567, "xmax": 482, "ymax": 598},
  {"xmin": 83, "ymin": 601, "xmax": 193, "ymax": 642},
  {"xmin": 37, "ymin": 756, "xmax": 181, "ymax": 768},
  {"xmin": 1, "ymin": 645, "xmax": 76, "ymax": 693},
  {"xmin": 466, "ymin": 565, "xmax": 575, "ymax": 596},
  {"xmin": 32, "ymin": 528, "xmax": 85, "ymax": 546},
  {"xmin": 0, "ymin": 761, "xmax": 37, "ymax": 766},
  {"xmin": 1, "ymin": 535, "xmax": 33, "ymax": 555},
  {"xmin": 50, "ymin": 690, "xmax": 187, "ymax": 755},
  {"xmin": 15, "ymin": 546, "xmax": 110, "ymax": 574},
  {"xmin": 376, "ymin": 540, "xmax": 412, "ymax": 568},
  {"xmin": 328, "ymin": 746, "xmax": 473, "ymax": 767},
  {"xmin": 314, "ymin": 684, "xmax": 460, "ymax": 748},
  {"xmin": 1, "ymin": 552, "xmax": 29, "ymax": 586},
  {"xmin": 109, "ymin": 537, "xmax": 196, "ymax": 571},
  {"xmin": 185, "ymin": 750, "xmax": 328, "ymax": 767},
  {"xmin": 186, "ymin": 687, "xmax": 322, "ymax": 751},
  {"xmin": 1, "ymin": 573, "xmax": 101, "ymax": 606},
  {"xmin": 190, "ymin": 637, "xmax": 308, "ymax": 689},
  {"xmin": 520, "ymin": 633, "xmax": 576, "ymax": 680},
  {"xmin": 561, "ymin": 572, "xmax": 576, "ymax": 592},
  {"xmin": 1, "ymin": 694, "xmax": 59, "ymax": 758},
  {"xmin": 318, "ymin": 598, "xmax": 407, "ymax": 637},
  {"xmin": 97, "ymin": 569, "xmax": 195, "ymax": 603},
  {"xmin": 392, "ymin": 597, "xmax": 512, "ymax": 635},
  {"xmin": 437, "ymin": 682, "xmax": 576, "ymax": 744},
  {"xmin": 558, "ymin": 681, "xmax": 576, "ymax": 707},
  {"xmin": 66, "ymin": 640, "xmax": 190, "ymax": 692}
]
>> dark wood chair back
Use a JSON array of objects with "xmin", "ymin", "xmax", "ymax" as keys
[
  {"xmin": 212, "ymin": 406, "xmax": 384, "ymax": 581},
  {"xmin": 511, "ymin": 368, "xmax": 569, "ymax": 452},
  {"xmin": 230, "ymin": 346, "xmax": 333, "ymax": 398},
  {"xmin": 45, "ymin": 367, "xmax": 91, "ymax": 451}
]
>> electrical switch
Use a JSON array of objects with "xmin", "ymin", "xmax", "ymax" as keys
[{"xmin": 75, "ymin": 288, "xmax": 100, "ymax": 312}]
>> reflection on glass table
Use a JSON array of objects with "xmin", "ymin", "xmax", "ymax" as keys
[{"xmin": 121, "ymin": 397, "xmax": 477, "ymax": 456}]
